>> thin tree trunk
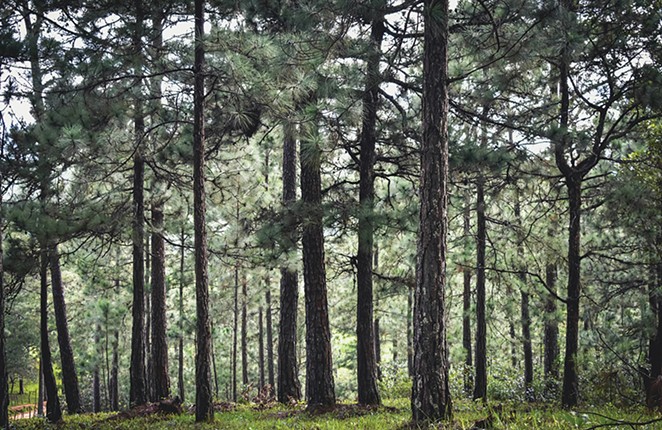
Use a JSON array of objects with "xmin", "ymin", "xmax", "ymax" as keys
[
  {"xmin": 49, "ymin": 245, "xmax": 82, "ymax": 413},
  {"xmin": 232, "ymin": 266, "xmax": 239, "ymax": 402},
  {"xmin": 193, "ymin": 0, "xmax": 213, "ymax": 419},
  {"xmin": 300, "ymin": 101, "xmax": 336, "ymax": 407},
  {"xmin": 462, "ymin": 193, "xmax": 473, "ymax": 395},
  {"xmin": 40, "ymin": 249, "xmax": 62, "ymax": 423},
  {"xmin": 211, "ymin": 322, "xmax": 219, "ymax": 398},
  {"xmin": 130, "ymin": 0, "xmax": 147, "ymax": 406},
  {"xmin": 93, "ymin": 324, "xmax": 101, "ymax": 413},
  {"xmin": 259, "ymin": 307, "xmax": 265, "ymax": 389},
  {"xmin": 178, "ymin": 228, "xmax": 186, "ymax": 403},
  {"xmin": 266, "ymin": 289, "xmax": 275, "ymax": 395},
  {"xmin": 151, "ymin": 203, "xmax": 170, "ymax": 400},
  {"xmin": 407, "ymin": 284, "xmax": 413, "ymax": 376},
  {"xmin": 473, "ymin": 176, "xmax": 487, "ymax": 402},
  {"xmin": 544, "ymin": 260, "xmax": 559, "ymax": 379},
  {"xmin": 0, "ymin": 179, "xmax": 8, "ymax": 428},
  {"xmin": 412, "ymin": 0, "xmax": 452, "ymax": 420},
  {"xmin": 515, "ymin": 193, "xmax": 533, "ymax": 400},
  {"xmin": 241, "ymin": 278, "xmax": 248, "ymax": 386},
  {"xmin": 373, "ymin": 318, "xmax": 381, "ymax": 380},
  {"xmin": 650, "ymin": 249, "xmax": 662, "ymax": 378},
  {"xmin": 356, "ymin": 11, "xmax": 384, "ymax": 406},
  {"xmin": 109, "ymin": 272, "xmax": 120, "ymax": 411},
  {"xmin": 277, "ymin": 120, "xmax": 301, "ymax": 403},
  {"xmin": 145, "ymin": 238, "xmax": 153, "ymax": 400}
]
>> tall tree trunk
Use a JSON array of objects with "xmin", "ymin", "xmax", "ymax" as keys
[
  {"xmin": 178, "ymin": 228, "xmax": 186, "ymax": 403},
  {"xmin": 93, "ymin": 323, "xmax": 101, "ymax": 413},
  {"xmin": 277, "ymin": 120, "xmax": 302, "ymax": 403},
  {"xmin": 462, "ymin": 193, "xmax": 473, "ymax": 395},
  {"xmin": 241, "ymin": 278, "xmax": 248, "ymax": 386},
  {"xmin": 356, "ymin": 11, "xmax": 384, "ymax": 407},
  {"xmin": 109, "ymin": 273, "xmax": 120, "ymax": 411},
  {"xmin": 40, "ymin": 250, "xmax": 62, "ymax": 423},
  {"xmin": 259, "ymin": 307, "xmax": 265, "ymax": 389},
  {"xmin": 544, "ymin": 260, "xmax": 559, "ymax": 379},
  {"xmin": 412, "ymin": 0, "xmax": 452, "ymax": 421},
  {"xmin": 515, "ymin": 192, "xmax": 533, "ymax": 400},
  {"xmin": 0, "ymin": 176, "xmax": 8, "ymax": 428},
  {"xmin": 266, "ymin": 289, "xmax": 275, "ymax": 394},
  {"xmin": 407, "ymin": 284, "xmax": 413, "ymax": 376},
  {"xmin": 232, "ymin": 267, "xmax": 239, "ymax": 402},
  {"xmin": 373, "ymin": 318, "xmax": 381, "ymax": 380},
  {"xmin": 193, "ymin": 0, "xmax": 213, "ymax": 420},
  {"xmin": 473, "ymin": 176, "xmax": 487, "ymax": 402},
  {"xmin": 151, "ymin": 203, "xmax": 170, "ymax": 400},
  {"xmin": 130, "ymin": 0, "xmax": 147, "ymax": 406},
  {"xmin": 300, "ymin": 102, "xmax": 336, "ymax": 407},
  {"xmin": 211, "ymin": 321, "xmax": 219, "ymax": 398},
  {"xmin": 145, "ymin": 238, "xmax": 153, "ymax": 399},
  {"xmin": 49, "ymin": 245, "xmax": 83, "ymax": 413},
  {"xmin": 561, "ymin": 178, "xmax": 582, "ymax": 407}
]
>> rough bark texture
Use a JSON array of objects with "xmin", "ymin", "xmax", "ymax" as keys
[
  {"xmin": 407, "ymin": 284, "xmax": 413, "ymax": 376},
  {"xmin": 130, "ymin": 0, "xmax": 147, "ymax": 406},
  {"xmin": 259, "ymin": 307, "xmax": 265, "ymax": 389},
  {"xmin": 193, "ymin": 0, "xmax": 213, "ymax": 420},
  {"xmin": 232, "ymin": 267, "xmax": 239, "ymax": 402},
  {"xmin": 473, "ymin": 177, "xmax": 487, "ymax": 402},
  {"xmin": 178, "ymin": 229, "xmax": 186, "ymax": 403},
  {"xmin": 151, "ymin": 203, "xmax": 170, "ymax": 400},
  {"xmin": 49, "ymin": 245, "xmax": 83, "ymax": 413},
  {"xmin": 278, "ymin": 120, "xmax": 302, "ymax": 403},
  {"xmin": 0, "ymin": 186, "xmax": 8, "ymax": 428},
  {"xmin": 40, "ymin": 250, "xmax": 62, "ymax": 423},
  {"xmin": 544, "ymin": 259, "xmax": 559, "ymax": 379},
  {"xmin": 412, "ymin": 0, "xmax": 452, "ymax": 421},
  {"xmin": 266, "ymin": 289, "xmax": 275, "ymax": 392},
  {"xmin": 145, "ymin": 239, "xmax": 152, "ymax": 399},
  {"xmin": 241, "ymin": 278, "xmax": 248, "ymax": 386},
  {"xmin": 462, "ymin": 195, "xmax": 473, "ymax": 395},
  {"xmin": 356, "ymin": 12, "xmax": 384, "ymax": 406},
  {"xmin": 300, "ymin": 106, "xmax": 336, "ymax": 407},
  {"xmin": 93, "ymin": 324, "xmax": 101, "ymax": 413},
  {"xmin": 515, "ymin": 194, "xmax": 533, "ymax": 399},
  {"xmin": 561, "ymin": 178, "xmax": 582, "ymax": 407},
  {"xmin": 374, "ymin": 318, "xmax": 381, "ymax": 381},
  {"xmin": 650, "ymin": 256, "xmax": 662, "ymax": 379}
]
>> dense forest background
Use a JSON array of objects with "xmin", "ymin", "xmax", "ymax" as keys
[{"xmin": 0, "ymin": 0, "xmax": 661, "ymax": 427}]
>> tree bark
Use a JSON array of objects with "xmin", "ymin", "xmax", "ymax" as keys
[
  {"xmin": 0, "ymin": 177, "xmax": 8, "ymax": 428},
  {"xmin": 300, "ymin": 103, "xmax": 336, "ymax": 407},
  {"xmin": 561, "ymin": 178, "xmax": 582, "ymax": 407},
  {"xmin": 93, "ymin": 324, "xmax": 101, "ymax": 413},
  {"xmin": 259, "ymin": 307, "xmax": 265, "ymax": 389},
  {"xmin": 232, "ymin": 266, "xmax": 239, "ymax": 402},
  {"xmin": 278, "ymin": 120, "xmax": 302, "ymax": 403},
  {"xmin": 407, "ymin": 284, "xmax": 413, "ymax": 376},
  {"xmin": 151, "ymin": 203, "xmax": 170, "ymax": 400},
  {"xmin": 178, "ymin": 228, "xmax": 186, "ymax": 403},
  {"xmin": 473, "ymin": 176, "xmax": 487, "ymax": 402},
  {"xmin": 515, "ymin": 192, "xmax": 533, "ymax": 400},
  {"xmin": 49, "ymin": 245, "xmax": 83, "ymax": 413},
  {"xmin": 373, "ymin": 318, "xmax": 381, "ymax": 380},
  {"xmin": 130, "ymin": 0, "xmax": 147, "ymax": 406},
  {"xmin": 266, "ymin": 289, "xmax": 275, "ymax": 394},
  {"xmin": 193, "ymin": 0, "xmax": 213, "ymax": 420},
  {"xmin": 462, "ymin": 192, "xmax": 472, "ymax": 395},
  {"xmin": 40, "ymin": 250, "xmax": 62, "ymax": 423},
  {"xmin": 412, "ymin": 0, "xmax": 452, "ymax": 421},
  {"xmin": 356, "ymin": 11, "xmax": 384, "ymax": 406},
  {"xmin": 544, "ymin": 255, "xmax": 559, "ymax": 380},
  {"xmin": 241, "ymin": 278, "xmax": 248, "ymax": 386}
]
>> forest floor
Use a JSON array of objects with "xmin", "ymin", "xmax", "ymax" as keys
[{"xmin": 9, "ymin": 398, "xmax": 662, "ymax": 429}]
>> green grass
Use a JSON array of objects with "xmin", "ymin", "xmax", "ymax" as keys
[{"xmin": 10, "ymin": 398, "xmax": 662, "ymax": 429}]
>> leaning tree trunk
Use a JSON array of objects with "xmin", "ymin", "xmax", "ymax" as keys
[
  {"xmin": 300, "ymin": 103, "xmax": 336, "ymax": 407},
  {"xmin": 193, "ymin": 0, "xmax": 213, "ymax": 420},
  {"xmin": 356, "ymin": 11, "xmax": 384, "ymax": 406},
  {"xmin": 40, "ymin": 249, "xmax": 62, "ymax": 423},
  {"xmin": 49, "ymin": 245, "xmax": 83, "ymax": 413},
  {"xmin": 277, "ymin": 120, "xmax": 302, "ymax": 403},
  {"xmin": 411, "ymin": 0, "xmax": 452, "ymax": 421},
  {"xmin": 151, "ymin": 203, "xmax": 170, "ymax": 400}
]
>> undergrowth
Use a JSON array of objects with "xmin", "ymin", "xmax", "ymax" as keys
[{"xmin": 10, "ymin": 398, "xmax": 662, "ymax": 429}]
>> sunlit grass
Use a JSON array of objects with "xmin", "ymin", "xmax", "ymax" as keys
[{"xmin": 10, "ymin": 398, "xmax": 662, "ymax": 429}]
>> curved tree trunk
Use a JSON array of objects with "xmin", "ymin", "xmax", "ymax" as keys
[
  {"xmin": 40, "ymin": 249, "xmax": 62, "ymax": 423},
  {"xmin": 412, "ymin": 0, "xmax": 452, "ymax": 421},
  {"xmin": 356, "ymin": 11, "xmax": 384, "ymax": 406},
  {"xmin": 277, "ymin": 120, "xmax": 301, "ymax": 403},
  {"xmin": 49, "ymin": 245, "xmax": 83, "ymax": 413},
  {"xmin": 300, "ymin": 104, "xmax": 335, "ymax": 407},
  {"xmin": 151, "ymin": 203, "xmax": 170, "ymax": 400}
]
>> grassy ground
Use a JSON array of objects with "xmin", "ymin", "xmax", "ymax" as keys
[{"xmin": 9, "ymin": 398, "xmax": 662, "ymax": 429}]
